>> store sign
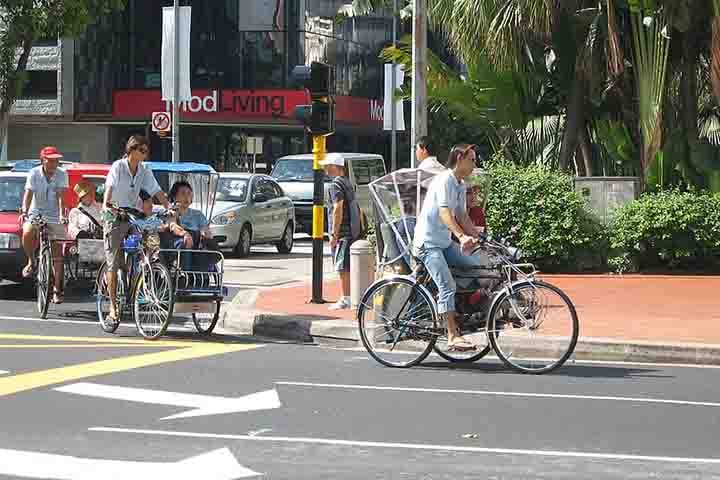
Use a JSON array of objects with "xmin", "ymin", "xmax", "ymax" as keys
[{"xmin": 112, "ymin": 89, "xmax": 383, "ymax": 128}]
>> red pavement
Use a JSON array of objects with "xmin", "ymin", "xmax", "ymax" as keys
[{"xmin": 254, "ymin": 275, "xmax": 720, "ymax": 345}]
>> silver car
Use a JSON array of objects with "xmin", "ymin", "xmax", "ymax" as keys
[{"xmin": 209, "ymin": 173, "xmax": 295, "ymax": 258}]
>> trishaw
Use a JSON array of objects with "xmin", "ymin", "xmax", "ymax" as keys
[
  {"xmin": 358, "ymin": 168, "xmax": 579, "ymax": 374},
  {"xmin": 95, "ymin": 162, "xmax": 226, "ymax": 340}
]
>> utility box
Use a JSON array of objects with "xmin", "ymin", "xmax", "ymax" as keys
[{"xmin": 574, "ymin": 177, "xmax": 640, "ymax": 224}]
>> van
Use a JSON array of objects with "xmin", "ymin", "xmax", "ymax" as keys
[{"xmin": 271, "ymin": 153, "xmax": 386, "ymax": 235}]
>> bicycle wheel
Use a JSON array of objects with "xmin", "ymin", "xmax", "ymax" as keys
[
  {"xmin": 95, "ymin": 262, "xmax": 122, "ymax": 334},
  {"xmin": 488, "ymin": 281, "xmax": 578, "ymax": 374},
  {"xmin": 193, "ymin": 300, "xmax": 221, "ymax": 334},
  {"xmin": 133, "ymin": 262, "xmax": 174, "ymax": 340},
  {"xmin": 36, "ymin": 247, "xmax": 53, "ymax": 319},
  {"xmin": 357, "ymin": 276, "xmax": 437, "ymax": 368}
]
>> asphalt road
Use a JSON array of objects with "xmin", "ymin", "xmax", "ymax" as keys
[{"xmin": 2, "ymin": 309, "xmax": 720, "ymax": 479}]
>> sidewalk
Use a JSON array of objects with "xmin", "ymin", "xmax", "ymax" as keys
[{"xmin": 222, "ymin": 274, "xmax": 720, "ymax": 365}]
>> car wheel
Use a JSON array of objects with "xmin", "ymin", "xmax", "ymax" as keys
[
  {"xmin": 276, "ymin": 222, "xmax": 294, "ymax": 254},
  {"xmin": 234, "ymin": 224, "xmax": 252, "ymax": 258}
]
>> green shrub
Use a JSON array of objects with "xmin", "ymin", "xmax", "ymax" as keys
[
  {"xmin": 608, "ymin": 190, "xmax": 720, "ymax": 273},
  {"xmin": 480, "ymin": 163, "xmax": 607, "ymax": 271}
]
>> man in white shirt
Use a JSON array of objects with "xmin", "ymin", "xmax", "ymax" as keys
[
  {"xmin": 416, "ymin": 136, "xmax": 446, "ymax": 174},
  {"xmin": 21, "ymin": 146, "xmax": 69, "ymax": 303}
]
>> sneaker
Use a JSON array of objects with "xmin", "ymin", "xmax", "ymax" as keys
[{"xmin": 328, "ymin": 297, "xmax": 351, "ymax": 310}]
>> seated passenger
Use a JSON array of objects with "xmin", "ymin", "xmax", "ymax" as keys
[
  {"xmin": 67, "ymin": 181, "xmax": 103, "ymax": 240},
  {"xmin": 168, "ymin": 180, "xmax": 219, "ymax": 272}
]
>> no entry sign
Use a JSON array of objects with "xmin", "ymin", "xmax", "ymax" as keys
[{"xmin": 151, "ymin": 111, "xmax": 171, "ymax": 132}]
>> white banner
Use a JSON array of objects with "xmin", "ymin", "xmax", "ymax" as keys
[
  {"xmin": 161, "ymin": 6, "xmax": 192, "ymax": 103},
  {"xmin": 383, "ymin": 63, "xmax": 405, "ymax": 131}
]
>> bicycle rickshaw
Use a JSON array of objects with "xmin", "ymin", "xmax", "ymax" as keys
[
  {"xmin": 358, "ymin": 168, "xmax": 579, "ymax": 374},
  {"xmin": 95, "ymin": 162, "xmax": 227, "ymax": 340}
]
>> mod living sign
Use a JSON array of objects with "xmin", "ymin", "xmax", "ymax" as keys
[{"xmin": 112, "ymin": 89, "xmax": 383, "ymax": 127}]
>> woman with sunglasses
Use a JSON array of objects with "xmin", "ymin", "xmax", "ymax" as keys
[
  {"xmin": 102, "ymin": 135, "xmax": 171, "ymax": 323},
  {"xmin": 413, "ymin": 143, "xmax": 486, "ymax": 352}
]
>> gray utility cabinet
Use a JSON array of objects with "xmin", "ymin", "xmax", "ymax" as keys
[{"xmin": 574, "ymin": 177, "xmax": 640, "ymax": 224}]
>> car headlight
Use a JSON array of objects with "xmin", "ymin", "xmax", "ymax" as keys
[
  {"xmin": 211, "ymin": 211, "xmax": 238, "ymax": 226},
  {"xmin": 0, "ymin": 233, "xmax": 21, "ymax": 249}
]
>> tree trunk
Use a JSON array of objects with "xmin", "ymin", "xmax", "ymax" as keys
[
  {"xmin": 558, "ymin": 72, "xmax": 585, "ymax": 171},
  {"xmin": 680, "ymin": 37, "xmax": 699, "ymax": 142},
  {"xmin": 579, "ymin": 126, "xmax": 593, "ymax": 177}
]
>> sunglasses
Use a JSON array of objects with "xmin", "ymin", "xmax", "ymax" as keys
[{"xmin": 135, "ymin": 146, "xmax": 149, "ymax": 155}]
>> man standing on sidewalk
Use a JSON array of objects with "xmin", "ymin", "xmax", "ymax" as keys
[{"xmin": 322, "ymin": 153, "xmax": 362, "ymax": 310}]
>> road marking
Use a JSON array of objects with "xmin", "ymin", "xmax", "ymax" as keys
[
  {"xmin": 0, "ymin": 314, "xmax": 98, "ymax": 326},
  {"xmin": 89, "ymin": 427, "xmax": 720, "ymax": 465},
  {"xmin": 276, "ymin": 381, "xmax": 720, "ymax": 408},
  {"xmin": 56, "ymin": 382, "xmax": 281, "ymax": 420},
  {"xmin": 0, "ymin": 447, "xmax": 260, "ymax": 479},
  {"xmin": 0, "ymin": 344, "xmax": 174, "ymax": 349},
  {"xmin": 0, "ymin": 333, "xmax": 204, "ymax": 347},
  {"xmin": 0, "ymin": 343, "xmax": 261, "ymax": 397},
  {"xmin": 0, "ymin": 370, "xmax": 8, "ymax": 375}
]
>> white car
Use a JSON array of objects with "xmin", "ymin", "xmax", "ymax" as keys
[{"xmin": 209, "ymin": 173, "xmax": 295, "ymax": 257}]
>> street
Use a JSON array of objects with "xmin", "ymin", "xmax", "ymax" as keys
[{"xmin": 0, "ymin": 245, "xmax": 719, "ymax": 479}]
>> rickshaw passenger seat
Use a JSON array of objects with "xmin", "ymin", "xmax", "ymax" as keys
[{"xmin": 379, "ymin": 218, "xmax": 415, "ymax": 274}]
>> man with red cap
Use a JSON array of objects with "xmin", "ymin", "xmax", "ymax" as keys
[{"xmin": 20, "ymin": 146, "xmax": 69, "ymax": 304}]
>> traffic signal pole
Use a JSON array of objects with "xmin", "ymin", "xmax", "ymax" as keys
[{"xmin": 310, "ymin": 136, "xmax": 326, "ymax": 304}]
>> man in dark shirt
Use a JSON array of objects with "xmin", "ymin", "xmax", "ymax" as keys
[{"xmin": 321, "ymin": 153, "xmax": 361, "ymax": 310}]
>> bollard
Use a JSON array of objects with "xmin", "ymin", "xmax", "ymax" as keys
[{"xmin": 350, "ymin": 239, "xmax": 375, "ymax": 309}]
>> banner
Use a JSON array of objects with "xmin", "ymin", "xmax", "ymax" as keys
[
  {"xmin": 383, "ymin": 63, "xmax": 405, "ymax": 131},
  {"xmin": 161, "ymin": 6, "xmax": 192, "ymax": 103}
]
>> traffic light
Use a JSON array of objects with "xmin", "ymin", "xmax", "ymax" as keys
[{"xmin": 291, "ymin": 62, "xmax": 335, "ymax": 136}]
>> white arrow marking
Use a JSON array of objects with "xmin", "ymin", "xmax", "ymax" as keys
[
  {"xmin": 55, "ymin": 382, "xmax": 281, "ymax": 420},
  {"xmin": 0, "ymin": 447, "xmax": 261, "ymax": 479}
]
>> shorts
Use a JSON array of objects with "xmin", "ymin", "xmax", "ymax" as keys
[
  {"xmin": 24, "ymin": 221, "xmax": 67, "ymax": 241},
  {"xmin": 332, "ymin": 237, "xmax": 353, "ymax": 273},
  {"xmin": 104, "ymin": 220, "xmax": 131, "ymax": 272}
]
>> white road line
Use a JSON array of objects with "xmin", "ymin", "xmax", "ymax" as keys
[
  {"xmin": 0, "ymin": 370, "xmax": 8, "ymax": 375},
  {"xmin": 0, "ymin": 314, "xmax": 93, "ymax": 325},
  {"xmin": 276, "ymin": 381, "xmax": 720, "ymax": 408},
  {"xmin": 89, "ymin": 427, "xmax": 720, "ymax": 465}
]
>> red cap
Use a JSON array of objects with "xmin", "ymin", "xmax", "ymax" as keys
[{"xmin": 40, "ymin": 146, "xmax": 63, "ymax": 159}]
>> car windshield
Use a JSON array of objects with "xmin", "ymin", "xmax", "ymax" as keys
[
  {"xmin": 0, "ymin": 178, "xmax": 24, "ymax": 212},
  {"xmin": 216, "ymin": 178, "xmax": 249, "ymax": 203},
  {"xmin": 271, "ymin": 159, "xmax": 315, "ymax": 181}
]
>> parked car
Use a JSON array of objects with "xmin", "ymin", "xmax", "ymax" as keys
[
  {"xmin": 209, "ymin": 172, "xmax": 295, "ymax": 258},
  {"xmin": 271, "ymin": 153, "xmax": 386, "ymax": 235},
  {"xmin": 0, "ymin": 162, "xmax": 111, "ymax": 283}
]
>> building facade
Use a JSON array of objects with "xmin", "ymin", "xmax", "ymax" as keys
[{"xmin": 7, "ymin": 0, "xmax": 394, "ymax": 171}]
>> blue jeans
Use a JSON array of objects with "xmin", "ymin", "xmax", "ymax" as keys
[{"xmin": 417, "ymin": 242, "xmax": 483, "ymax": 314}]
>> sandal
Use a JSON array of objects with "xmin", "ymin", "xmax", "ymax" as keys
[
  {"xmin": 52, "ymin": 289, "xmax": 64, "ymax": 304},
  {"xmin": 448, "ymin": 338, "xmax": 477, "ymax": 352},
  {"xmin": 22, "ymin": 264, "xmax": 34, "ymax": 278}
]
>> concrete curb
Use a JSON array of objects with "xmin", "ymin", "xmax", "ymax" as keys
[{"xmin": 221, "ymin": 311, "xmax": 720, "ymax": 366}]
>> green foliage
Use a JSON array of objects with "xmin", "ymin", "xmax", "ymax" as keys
[
  {"xmin": 0, "ymin": 0, "xmax": 126, "ymax": 113},
  {"xmin": 609, "ymin": 190, "xmax": 720, "ymax": 272},
  {"xmin": 481, "ymin": 162, "xmax": 607, "ymax": 271}
]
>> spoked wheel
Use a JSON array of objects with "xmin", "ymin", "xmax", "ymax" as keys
[
  {"xmin": 95, "ymin": 262, "xmax": 122, "ymax": 334},
  {"xmin": 487, "ymin": 281, "xmax": 578, "ymax": 374},
  {"xmin": 193, "ymin": 300, "xmax": 221, "ymax": 334},
  {"xmin": 133, "ymin": 262, "xmax": 174, "ymax": 340},
  {"xmin": 357, "ymin": 276, "xmax": 437, "ymax": 368},
  {"xmin": 36, "ymin": 247, "xmax": 53, "ymax": 319}
]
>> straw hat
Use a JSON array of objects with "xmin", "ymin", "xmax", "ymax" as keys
[{"xmin": 74, "ymin": 180, "xmax": 95, "ymax": 201}]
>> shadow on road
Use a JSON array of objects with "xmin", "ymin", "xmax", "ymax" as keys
[{"xmin": 415, "ymin": 361, "xmax": 670, "ymax": 379}]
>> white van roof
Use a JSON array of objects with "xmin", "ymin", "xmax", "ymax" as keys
[{"xmin": 277, "ymin": 153, "xmax": 384, "ymax": 161}]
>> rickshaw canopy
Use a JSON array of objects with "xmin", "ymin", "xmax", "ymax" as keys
[{"xmin": 146, "ymin": 161, "xmax": 219, "ymax": 220}]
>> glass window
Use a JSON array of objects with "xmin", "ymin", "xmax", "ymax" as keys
[
  {"xmin": 269, "ymin": 180, "xmax": 284, "ymax": 198},
  {"xmin": 258, "ymin": 178, "xmax": 280, "ymax": 199},
  {"xmin": 352, "ymin": 157, "xmax": 386, "ymax": 185},
  {"xmin": 0, "ymin": 178, "xmax": 25, "ymax": 212},
  {"xmin": 271, "ymin": 158, "xmax": 314, "ymax": 182},
  {"xmin": 216, "ymin": 177, "xmax": 249, "ymax": 203},
  {"xmin": 21, "ymin": 71, "xmax": 57, "ymax": 99}
]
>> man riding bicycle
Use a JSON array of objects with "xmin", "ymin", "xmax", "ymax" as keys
[
  {"xmin": 102, "ymin": 135, "xmax": 171, "ymax": 323},
  {"xmin": 413, "ymin": 143, "xmax": 485, "ymax": 352},
  {"xmin": 21, "ymin": 146, "xmax": 69, "ymax": 304}
]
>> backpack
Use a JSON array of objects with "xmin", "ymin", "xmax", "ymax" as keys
[{"xmin": 332, "ymin": 177, "xmax": 367, "ymax": 240}]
